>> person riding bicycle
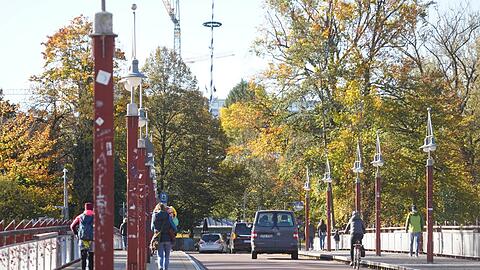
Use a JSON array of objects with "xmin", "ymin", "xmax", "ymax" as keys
[{"xmin": 344, "ymin": 211, "xmax": 366, "ymax": 266}]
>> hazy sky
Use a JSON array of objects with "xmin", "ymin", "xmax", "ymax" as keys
[{"xmin": 0, "ymin": 0, "xmax": 478, "ymax": 106}]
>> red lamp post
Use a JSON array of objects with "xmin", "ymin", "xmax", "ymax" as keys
[
  {"xmin": 304, "ymin": 167, "xmax": 311, "ymax": 251},
  {"xmin": 421, "ymin": 108, "xmax": 436, "ymax": 263},
  {"xmin": 371, "ymin": 131, "xmax": 385, "ymax": 256},
  {"xmin": 123, "ymin": 4, "xmax": 146, "ymax": 269},
  {"xmin": 322, "ymin": 156, "xmax": 333, "ymax": 251},
  {"xmin": 91, "ymin": 2, "xmax": 116, "ymax": 269},
  {"xmin": 352, "ymin": 142, "xmax": 363, "ymax": 213}
]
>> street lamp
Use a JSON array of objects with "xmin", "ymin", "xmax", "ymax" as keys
[
  {"xmin": 62, "ymin": 168, "xmax": 69, "ymax": 220},
  {"xmin": 352, "ymin": 142, "xmax": 363, "ymax": 213},
  {"xmin": 371, "ymin": 131, "xmax": 384, "ymax": 256},
  {"xmin": 420, "ymin": 108, "xmax": 436, "ymax": 263},
  {"xmin": 322, "ymin": 155, "xmax": 332, "ymax": 251},
  {"xmin": 304, "ymin": 166, "xmax": 311, "ymax": 251},
  {"xmin": 123, "ymin": 4, "xmax": 146, "ymax": 270}
]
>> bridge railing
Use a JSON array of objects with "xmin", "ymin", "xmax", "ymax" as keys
[
  {"xmin": 314, "ymin": 225, "xmax": 480, "ymax": 259},
  {"xmin": 0, "ymin": 219, "xmax": 123, "ymax": 269}
]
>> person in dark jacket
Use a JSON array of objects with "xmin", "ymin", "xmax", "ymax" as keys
[
  {"xmin": 333, "ymin": 229, "xmax": 340, "ymax": 251},
  {"xmin": 317, "ymin": 219, "xmax": 327, "ymax": 250},
  {"xmin": 344, "ymin": 211, "xmax": 366, "ymax": 266},
  {"xmin": 151, "ymin": 203, "xmax": 177, "ymax": 270},
  {"xmin": 308, "ymin": 222, "xmax": 315, "ymax": 250},
  {"xmin": 120, "ymin": 218, "xmax": 127, "ymax": 250}
]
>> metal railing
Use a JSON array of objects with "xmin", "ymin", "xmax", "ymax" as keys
[
  {"xmin": 0, "ymin": 219, "xmax": 123, "ymax": 269},
  {"xmin": 313, "ymin": 225, "xmax": 480, "ymax": 259}
]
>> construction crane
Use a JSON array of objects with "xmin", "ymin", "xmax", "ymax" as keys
[{"xmin": 162, "ymin": 0, "xmax": 181, "ymax": 57}]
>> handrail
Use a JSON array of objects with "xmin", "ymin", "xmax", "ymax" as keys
[{"xmin": 0, "ymin": 225, "xmax": 70, "ymax": 237}]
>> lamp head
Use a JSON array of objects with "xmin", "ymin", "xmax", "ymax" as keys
[{"xmin": 122, "ymin": 59, "xmax": 146, "ymax": 91}]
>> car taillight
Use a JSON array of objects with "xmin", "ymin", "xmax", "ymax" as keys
[
  {"xmin": 231, "ymin": 233, "xmax": 236, "ymax": 240},
  {"xmin": 199, "ymin": 240, "xmax": 205, "ymax": 245},
  {"xmin": 252, "ymin": 231, "xmax": 257, "ymax": 239},
  {"xmin": 215, "ymin": 240, "xmax": 223, "ymax": 244},
  {"xmin": 293, "ymin": 230, "xmax": 298, "ymax": 240}
]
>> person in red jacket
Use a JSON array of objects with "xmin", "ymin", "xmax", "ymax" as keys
[{"xmin": 71, "ymin": 202, "xmax": 94, "ymax": 270}]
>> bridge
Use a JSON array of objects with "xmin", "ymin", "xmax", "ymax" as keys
[{"xmin": 1, "ymin": 219, "xmax": 480, "ymax": 270}]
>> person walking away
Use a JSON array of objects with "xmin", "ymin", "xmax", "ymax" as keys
[
  {"xmin": 120, "ymin": 218, "xmax": 127, "ymax": 250},
  {"xmin": 151, "ymin": 203, "xmax": 177, "ymax": 270},
  {"xmin": 405, "ymin": 204, "xmax": 424, "ymax": 257},
  {"xmin": 71, "ymin": 202, "xmax": 94, "ymax": 270},
  {"xmin": 344, "ymin": 211, "xmax": 365, "ymax": 266},
  {"xmin": 333, "ymin": 229, "xmax": 340, "ymax": 251},
  {"xmin": 317, "ymin": 219, "xmax": 327, "ymax": 250},
  {"xmin": 308, "ymin": 222, "xmax": 315, "ymax": 250}
]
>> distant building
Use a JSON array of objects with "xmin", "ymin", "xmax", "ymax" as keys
[{"xmin": 210, "ymin": 98, "xmax": 226, "ymax": 117}]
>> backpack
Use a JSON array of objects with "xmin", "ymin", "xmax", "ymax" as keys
[{"xmin": 78, "ymin": 214, "xmax": 94, "ymax": 241}]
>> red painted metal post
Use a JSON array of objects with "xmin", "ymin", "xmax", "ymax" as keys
[
  {"xmin": 145, "ymin": 167, "xmax": 152, "ymax": 263},
  {"xmin": 304, "ymin": 192, "xmax": 310, "ymax": 251},
  {"xmin": 127, "ymin": 116, "xmax": 139, "ymax": 270},
  {"xmin": 426, "ymin": 158, "xmax": 434, "ymax": 263},
  {"xmin": 375, "ymin": 169, "xmax": 381, "ymax": 256},
  {"xmin": 355, "ymin": 176, "xmax": 361, "ymax": 213},
  {"xmin": 326, "ymin": 183, "xmax": 332, "ymax": 251},
  {"xmin": 92, "ymin": 9, "xmax": 116, "ymax": 270},
  {"xmin": 137, "ymin": 142, "xmax": 147, "ymax": 270}
]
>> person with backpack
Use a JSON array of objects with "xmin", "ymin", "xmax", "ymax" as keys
[
  {"xmin": 405, "ymin": 204, "xmax": 424, "ymax": 257},
  {"xmin": 71, "ymin": 202, "xmax": 94, "ymax": 270},
  {"xmin": 333, "ymin": 229, "xmax": 341, "ymax": 251},
  {"xmin": 344, "ymin": 211, "xmax": 366, "ymax": 266},
  {"xmin": 151, "ymin": 203, "xmax": 177, "ymax": 270}
]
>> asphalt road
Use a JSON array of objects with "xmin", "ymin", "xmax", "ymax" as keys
[{"xmin": 188, "ymin": 252, "xmax": 355, "ymax": 270}]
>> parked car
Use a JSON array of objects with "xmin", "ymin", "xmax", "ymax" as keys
[
  {"xmin": 198, "ymin": 233, "xmax": 227, "ymax": 253},
  {"xmin": 229, "ymin": 222, "xmax": 252, "ymax": 253},
  {"xmin": 251, "ymin": 210, "xmax": 298, "ymax": 260}
]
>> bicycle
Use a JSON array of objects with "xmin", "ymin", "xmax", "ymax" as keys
[{"xmin": 352, "ymin": 240, "xmax": 362, "ymax": 269}]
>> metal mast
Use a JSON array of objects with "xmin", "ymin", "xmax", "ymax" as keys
[
  {"xmin": 162, "ymin": 0, "xmax": 181, "ymax": 57},
  {"xmin": 203, "ymin": 0, "xmax": 222, "ymax": 106}
]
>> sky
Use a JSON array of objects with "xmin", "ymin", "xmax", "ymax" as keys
[{"xmin": 0, "ymin": 0, "xmax": 479, "ymax": 106}]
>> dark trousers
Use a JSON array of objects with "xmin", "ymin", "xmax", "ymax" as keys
[
  {"xmin": 350, "ymin": 233, "xmax": 363, "ymax": 261},
  {"xmin": 81, "ymin": 249, "xmax": 94, "ymax": 270}
]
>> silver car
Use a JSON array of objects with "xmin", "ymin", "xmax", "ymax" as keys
[
  {"xmin": 198, "ymin": 233, "xmax": 227, "ymax": 253},
  {"xmin": 251, "ymin": 210, "xmax": 299, "ymax": 259}
]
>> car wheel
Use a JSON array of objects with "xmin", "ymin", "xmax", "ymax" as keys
[
  {"xmin": 291, "ymin": 251, "xmax": 298, "ymax": 260},
  {"xmin": 251, "ymin": 250, "xmax": 257, "ymax": 259}
]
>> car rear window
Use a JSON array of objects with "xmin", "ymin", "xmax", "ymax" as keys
[
  {"xmin": 235, "ymin": 223, "xmax": 251, "ymax": 235},
  {"xmin": 256, "ymin": 212, "xmax": 295, "ymax": 227},
  {"xmin": 201, "ymin": 234, "xmax": 220, "ymax": 242},
  {"xmin": 276, "ymin": 212, "xmax": 294, "ymax": 227}
]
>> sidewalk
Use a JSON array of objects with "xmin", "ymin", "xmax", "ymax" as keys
[
  {"xmin": 299, "ymin": 249, "xmax": 480, "ymax": 270},
  {"xmin": 62, "ymin": 250, "xmax": 203, "ymax": 270}
]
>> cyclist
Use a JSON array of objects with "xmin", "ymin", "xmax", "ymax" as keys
[{"xmin": 344, "ymin": 211, "xmax": 366, "ymax": 266}]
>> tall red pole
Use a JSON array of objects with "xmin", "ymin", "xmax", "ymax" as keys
[
  {"xmin": 137, "ymin": 140, "xmax": 147, "ymax": 270},
  {"xmin": 92, "ymin": 7, "xmax": 116, "ymax": 270},
  {"xmin": 304, "ymin": 192, "xmax": 310, "ymax": 251},
  {"xmin": 127, "ymin": 105, "xmax": 139, "ymax": 269},
  {"xmin": 355, "ymin": 176, "xmax": 361, "ymax": 213},
  {"xmin": 375, "ymin": 168, "xmax": 381, "ymax": 256},
  {"xmin": 145, "ymin": 164, "xmax": 152, "ymax": 263},
  {"xmin": 326, "ymin": 183, "xmax": 332, "ymax": 251},
  {"xmin": 426, "ymin": 156, "xmax": 434, "ymax": 263}
]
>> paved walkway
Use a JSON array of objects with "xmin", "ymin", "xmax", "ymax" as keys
[
  {"xmin": 63, "ymin": 250, "xmax": 202, "ymax": 270},
  {"xmin": 299, "ymin": 250, "xmax": 480, "ymax": 270}
]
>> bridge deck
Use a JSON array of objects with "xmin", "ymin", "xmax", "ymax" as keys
[{"xmin": 62, "ymin": 250, "xmax": 199, "ymax": 270}]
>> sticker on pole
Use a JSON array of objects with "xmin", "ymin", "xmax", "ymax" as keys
[
  {"xmin": 96, "ymin": 70, "xmax": 111, "ymax": 85},
  {"xmin": 159, "ymin": 192, "xmax": 168, "ymax": 204}
]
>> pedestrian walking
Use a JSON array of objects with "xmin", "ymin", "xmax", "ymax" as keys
[
  {"xmin": 120, "ymin": 218, "xmax": 127, "ymax": 250},
  {"xmin": 317, "ymin": 219, "xmax": 327, "ymax": 250},
  {"xmin": 151, "ymin": 203, "xmax": 177, "ymax": 270},
  {"xmin": 308, "ymin": 222, "xmax": 315, "ymax": 250},
  {"xmin": 405, "ymin": 204, "xmax": 424, "ymax": 257},
  {"xmin": 333, "ymin": 229, "xmax": 340, "ymax": 251},
  {"xmin": 70, "ymin": 202, "xmax": 94, "ymax": 270}
]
